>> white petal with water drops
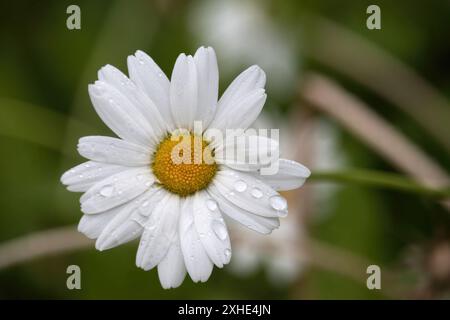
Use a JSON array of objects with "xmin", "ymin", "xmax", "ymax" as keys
[
  {"xmin": 170, "ymin": 54, "xmax": 198, "ymax": 130},
  {"xmin": 88, "ymin": 81, "xmax": 155, "ymax": 147},
  {"xmin": 215, "ymin": 65, "xmax": 266, "ymax": 121},
  {"xmin": 179, "ymin": 197, "xmax": 214, "ymax": 282},
  {"xmin": 207, "ymin": 184, "xmax": 280, "ymax": 234},
  {"xmin": 127, "ymin": 50, "xmax": 173, "ymax": 130},
  {"xmin": 97, "ymin": 64, "xmax": 166, "ymax": 142},
  {"xmin": 192, "ymin": 191, "xmax": 231, "ymax": 268},
  {"xmin": 254, "ymin": 159, "xmax": 311, "ymax": 191},
  {"xmin": 157, "ymin": 234, "xmax": 186, "ymax": 289},
  {"xmin": 80, "ymin": 167, "xmax": 154, "ymax": 214},
  {"xmin": 193, "ymin": 46, "xmax": 219, "ymax": 127},
  {"xmin": 214, "ymin": 135, "xmax": 279, "ymax": 171},
  {"xmin": 78, "ymin": 205, "xmax": 123, "ymax": 239},
  {"xmin": 136, "ymin": 193, "xmax": 180, "ymax": 271},
  {"xmin": 61, "ymin": 161, "xmax": 126, "ymax": 192},
  {"xmin": 77, "ymin": 136, "xmax": 152, "ymax": 166},
  {"xmin": 213, "ymin": 169, "xmax": 287, "ymax": 218},
  {"xmin": 95, "ymin": 187, "xmax": 165, "ymax": 251}
]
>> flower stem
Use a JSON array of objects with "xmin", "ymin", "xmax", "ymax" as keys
[{"xmin": 310, "ymin": 169, "xmax": 450, "ymax": 199}]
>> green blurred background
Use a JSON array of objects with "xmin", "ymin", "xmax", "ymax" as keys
[{"xmin": 0, "ymin": 0, "xmax": 450, "ymax": 299}]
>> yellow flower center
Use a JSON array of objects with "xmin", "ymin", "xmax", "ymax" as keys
[{"xmin": 152, "ymin": 133, "xmax": 218, "ymax": 197}]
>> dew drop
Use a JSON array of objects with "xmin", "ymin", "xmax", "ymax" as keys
[
  {"xmin": 212, "ymin": 221, "xmax": 228, "ymax": 240},
  {"xmin": 100, "ymin": 185, "xmax": 114, "ymax": 197},
  {"xmin": 224, "ymin": 248, "xmax": 231, "ymax": 257},
  {"xmin": 234, "ymin": 180, "xmax": 247, "ymax": 192},
  {"xmin": 206, "ymin": 199, "xmax": 218, "ymax": 211},
  {"xmin": 269, "ymin": 195, "xmax": 287, "ymax": 211},
  {"xmin": 139, "ymin": 201, "xmax": 151, "ymax": 216},
  {"xmin": 251, "ymin": 187, "xmax": 263, "ymax": 199},
  {"xmin": 277, "ymin": 210, "xmax": 288, "ymax": 218}
]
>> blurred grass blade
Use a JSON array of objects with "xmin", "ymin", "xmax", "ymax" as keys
[
  {"xmin": 305, "ymin": 16, "xmax": 450, "ymax": 153},
  {"xmin": 0, "ymin": 226, "xmax": 91, "ymax": 270},
  {"xmin": 301, "ymin": 73, "xmax": 450, "ymax": 189},
  {"xmin": 0, "ymin": 98, "xmax": 91, "ymax": 156}
]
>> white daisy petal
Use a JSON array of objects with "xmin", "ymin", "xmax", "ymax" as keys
[
  {"xmin": 208, "ymin": 184, "xmax": 279, "ymax": 234},
  {"xmin": 193, "ymin": 191, "xmax": 231, "ymax": 268},
  {"xmin": 179, "ymin": 197, "xmax": 214, "ymax": 283},
  {"xmin": 254, "ymin": 159, "xmax": 311, "ymax": 191},
  {"xmin": 80, "ymin": 167, "xmax": 154, "ymax": 214},
  {"xmin": 215, "ymin": 135, "xmax": 279, "ymax": 171},
  {"xmin": 95, "ymin": 187, "xmax": 165, "ymax": 251},
  {"xmin": 88, "ymin": 81, "xmax": 153, "ymax": 146},
  {"xmin": 207, "ymin": 88, "xmax": 266, "ymax": 132},
  {"xmin": 77, "ymin": 136, "xmax": 152, "ymax": 166},
  {"xmin": 212, "ymin": 169, "xmax": 288, "ymax": 218},
  {"xmin": 207, "ymin": 65, "xmax": 265, "ymax": 132},
  {"xmin": 61, "ymin": 161, "xmax": 126, "ymax": 192},
  {"xmin": 78, "ymin": 205, "xmax": 124, "ymax": 239},
  {"xmin": 193, "ymin": 46, "xmax": 218, "ymax": 127},
  {"xmin": 127, "ymin": 50, "xmax": 173, "ymax": 129},
  {"xmin": 217, "ymin": 65, "xmax": 265, "ymax": 112},
  {"xmin": 170, "ymin": 54, "xmax": 198, "ymax": 130},
  {"xmin": 136, "ymin": 193, "xmax": 180, "ymax": 271},
  {"xmin": 98, "ymin": 64, "xmax": 166, "ymax": 141},
  {"xmin": 157, "ymin": 236, "xmax": 186, "ymax": 289}
]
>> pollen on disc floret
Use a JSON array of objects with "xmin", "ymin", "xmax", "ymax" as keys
[{"xmin": 151, "ymin": 133, "xmax": 218, "ymax": 196}]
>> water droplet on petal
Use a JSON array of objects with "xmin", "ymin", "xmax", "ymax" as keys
[
  {"xmin": 224, "ymin": 248, "xmax": 231, "ymax": 257},
  {"xmin": 277, "ymin": 210, "xmax": 288, "ymax": 218},
  {"xmin": 139, "ymin": 204, "xmax": 151, "ymax": 217},
  {"xmin": 234, "ymin": 180, "xmax": 247, "ymax": 192},
  {"xmin": 212, "ymin": 221, "xmax": 228, "ymax": 240},
  {"xmin": 100, "ymin": 185, "xmax": 114, "ymax": 197},
  {"xmin": 251, "ymin": 187, "xmax": 263, "ymax": 198},
  {"xmin": 206, "ymin": 199, "xmax": 218, "ymax": 211},
  {"xmin": 269, "ymin": 195, "xmax": 287, "ymax": 211}
]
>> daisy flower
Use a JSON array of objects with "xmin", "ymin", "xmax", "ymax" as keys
[{"xmin": 60, "ymin": 46, "xmax": 310, "ymax": 289}]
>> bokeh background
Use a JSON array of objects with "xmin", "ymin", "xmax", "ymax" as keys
[{"xmin": 1, "ymin": 0, "xmax": 450, "ymax": 299}]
